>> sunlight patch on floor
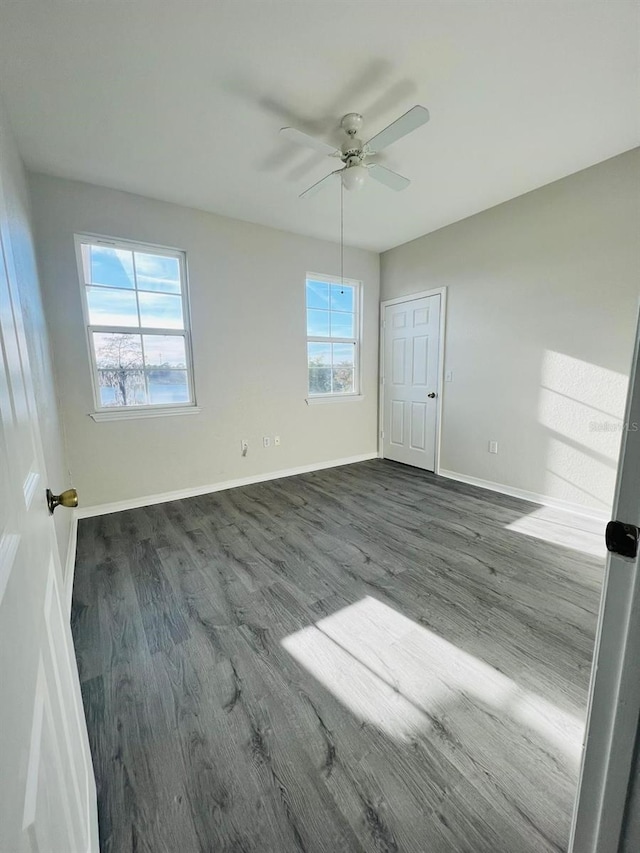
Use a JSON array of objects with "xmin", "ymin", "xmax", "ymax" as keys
[
  {"xmin": 282, "ymin": 596, "xmax": 583, "ymax": 765},
  {"xmin": 505, "ymin": 506, "xmax": 606, "ymax": 557}
]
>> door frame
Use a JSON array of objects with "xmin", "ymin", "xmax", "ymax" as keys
[
  {"xmin": 378, "ymin": 287, "xmax": 447, "ymax": 472},
  {"xmin": 569, "ymin": 305, "xmax": 640, "ymax": 852}
]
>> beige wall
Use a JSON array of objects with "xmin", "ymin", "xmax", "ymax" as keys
[
  {"xmin": 0, "ymin": 101, "xmax": 72, "ymax": 566},
  {"xmin": 29, "ymin": 174, "xmax": 380, "ymax": 508},
  {"xmin": 381, "ymin": 149, "xmax": 640, "ymax": 513}
]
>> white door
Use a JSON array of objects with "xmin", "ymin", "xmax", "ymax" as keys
[
  {"xmin": 0, "ymin": 176, "xmax": 98, "ymax": 848},
  {"xmin": 569, "ymin": 307, "xmax": 640, "ymax": 853},
  {"xmin": 382, "ymin": 293, "xmax": 441, "ymax": 471}
]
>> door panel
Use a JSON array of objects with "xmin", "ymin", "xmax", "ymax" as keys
[
  {"xmin": 0, "ymin": 163, "xmax": 97, "ymax": 852},
  {"xmin": 391, "ymin": 399, "xmax": 405, "ymax": 445},
  {"xmin": 383, "ymin": 294, "xmax": 441, "ymax": 471},
  {"xmin": 392, "ymin": 337, "xmax": 406, "ymax": 385},
  {"xmin": 410, "ymin": 401, "xmax": 427, "ymax": 450},
  {"xmin": 392, "ymin": 309, "xmax": 407, "ymax": 329},
  {"xmin": 412, "ymin": 335, "xmax": 429, "ymax": 386},
  {"xmin": 413, "ymin": 305, "xmax": 429, "ymax": 327}
]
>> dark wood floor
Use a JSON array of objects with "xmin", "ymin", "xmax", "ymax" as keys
[{"xmin": 72, "ymin": 459, "xmax": 605, "ymax": 853}]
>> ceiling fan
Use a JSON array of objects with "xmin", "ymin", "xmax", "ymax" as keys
[{"xmin": 280, "ymin": 105, "xmax": 430, "ymax": 198}]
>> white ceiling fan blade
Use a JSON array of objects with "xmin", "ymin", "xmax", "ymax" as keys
[
  {"xmin": 368, "ymin": 164, "xmax": 411, "ymax": 191},
  {"xmin": 299, "ymin": 169, "xmax": 342, "ymax": 198},
  {"xmin": 365, "ymin": 105, "xmax": 430, "ymax": 153},
  {"xmin": 280, "ymin": 126, "xmax": 337, "ymax": 156}
]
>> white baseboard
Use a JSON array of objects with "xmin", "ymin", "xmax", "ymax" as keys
[
  {"xmin": 76, "ymin": 452, "xmax": 379, "ymax": 519},
  {"xmin": 439, "ymin": 468, "xmax": 610, "ymax": 522}
]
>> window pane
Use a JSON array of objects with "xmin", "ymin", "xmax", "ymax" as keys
[
  {"xmin": 332, "ymin": 343, "xmax": 355, "ymax": 367},
  {"xmin": 134, "ymin": 253, "xmax": 181, "ymax": 293},
  {"xmin": 89, "ymin": 246, "xmax": 135, "ymax": 289},
  {"xmin": 86, "ymin": 286, "xmax": 139, "ymax": 326},
  {"xmin": 307, "ymin": 309, "xmax": 330, "ymax": 337},
  {"xmin": 143, "ymin": 335, "xmax": 187, "ymax": 368},
  {"xmin": 332, "ymin": 367, "xmax": 354, "ymax": 393},
  {"xmin": 138, "ymin": 292, "xmax": 183, "ymax": 329},
  {"xmin": 93, "ymin": 332, "xmax": 143, "ymax": 368},
  {"xmin": 97, "ymin": 369, "xmax": 146, "ymax": 407},
  {"xmin": 93, "ymin": 334, "xmax": 144, "ymax": 407},
  {"xmin": 306, "ymin": 280, "xmax": 329, "ymax": 310},
  {"xmin": 330, "ymin": 284, "xmax": 354, "ymax": 312},
  {"xmin": 330, "ymin": 312, "xmax": 355, "ymax": 337},
  {"xmin": 308, "ymin": 367, "xmax": 331, "ymax": 395},
  {"xmin": 308, "ymin": 342, "xmax": 330, "ymax": 366},
  {"xmin": 147, "ymin": 370, "xmax": 190, "ymax": 404}
]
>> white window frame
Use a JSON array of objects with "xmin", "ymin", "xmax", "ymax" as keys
[
  {"xmin": 74, "ymin": 233, "xmax": 199, "ymax": 421},
  {"xmin": 305, "ymin": 272, "xmax": 363, "ymax": 402}
]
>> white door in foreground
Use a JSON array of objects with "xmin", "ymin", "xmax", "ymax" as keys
[
  {"xmin": 382, "ymin": 294, "xmax": 441, "ymax": 471},
  {"xmin": 569, "ymin": 307, "xmax": 640, "ymax": 853},
  {"xmin": 0, "ymin": 173, "xmax": 97, "ymax": 847}
]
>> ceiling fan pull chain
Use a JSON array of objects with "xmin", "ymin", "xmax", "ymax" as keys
[{"xmin": 340, "ymin": 179, "xmax": 344, "ymax": 294}]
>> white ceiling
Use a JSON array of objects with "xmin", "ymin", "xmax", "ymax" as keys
[{"xmin": 0, "ymin": 2, "xmax": 638, "ymax": 252}]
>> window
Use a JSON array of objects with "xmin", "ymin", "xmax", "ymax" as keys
[
  {"xmin": 76, "ymin": 235, "xmax": 196, "ymax": 415},
  {"xmin": 306, "ymin": 273, "xmax": 361, "ymax": 398}
]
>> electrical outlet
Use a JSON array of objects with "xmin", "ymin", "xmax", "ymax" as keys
[
  {"xmin": 489, "ymin": 440, "xmax": 498, "ymax": 454},
  {"xmin": 263, "ymin": 436, "xmax": 271, "ymax": 448},
  {"xmin": 240, "ymin": 439, "xmax": 248, "ymax": 456},
  {"xmin": 274, "ymin": 436, "xmax": 281, "ymax": 446},
  {"xmin": 445, "ymin": 370, "xmax": 453, "ymax": 382}
]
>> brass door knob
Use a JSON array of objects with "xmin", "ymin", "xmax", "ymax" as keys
[
  {"xmin": 427, "ymin": 392, "xmax": 437, "ymax": 399},
  {"xmin": 46, "ymin": 488, "xmax": 78, "ymax": 514}
]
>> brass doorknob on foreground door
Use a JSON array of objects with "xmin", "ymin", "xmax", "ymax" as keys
[
  {"xmin": 46, "ymin": 488, "xmax": 78, "ymax": 514},
  {"xmin": 428, "ymin": 392, "xmax": 437, "ymax": 399}
]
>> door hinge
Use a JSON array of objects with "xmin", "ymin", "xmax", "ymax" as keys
[
  {"xmin": 380, "ymin": 431, "xmax": 384, "ymax": 439},
  {"xmin": 605, "ymin": 520, "xmax": 640, "ymax": 559}
]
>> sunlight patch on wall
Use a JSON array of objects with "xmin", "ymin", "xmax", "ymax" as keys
[
  {"xmin": 540, "ymin": 351, "xmax": 626, "ymax": 415},
  {"xmin": 537, "ymin": 350, "xmax": 627, "ymax": 508},
  {"xmin": 281, "ymin": 596, "xmax": 583, "ymax": 765},
  {"xmin": 545, "ymin": 436, "xmax": 615, "ymax": 509}
]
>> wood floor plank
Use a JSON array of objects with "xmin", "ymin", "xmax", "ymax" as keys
[
  {"xmin": 72, "ymin": 459, "xmax": 603, "ymax": 852},
  {"xmin": 129, "ymin": 539, "xmax": 191, "ymax": 654}
]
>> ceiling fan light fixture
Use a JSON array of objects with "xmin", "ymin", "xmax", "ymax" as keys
[{"xmin": 341, "ymin": 164, "xmax": 368, "ymax": 192}]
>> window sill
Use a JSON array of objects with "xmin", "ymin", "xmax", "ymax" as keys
[
  {"xmin": 306, "ymin": 395, "xmax": 364, "ymax": 405},
  {"xmin": 89, "ymin": 406, "xmax": 201, "ymax": 422}
]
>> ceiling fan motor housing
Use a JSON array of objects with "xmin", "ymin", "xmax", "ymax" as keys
[
  {"xmin": 340, "ymin": 112, "xmax": 363, "ymax": 136},
  {"xmin": 341, "ymin": 139, "xmax": 364, "ymax": 159}
]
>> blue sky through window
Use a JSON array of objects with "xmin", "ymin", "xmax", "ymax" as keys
[
  {"xmin": 87, "ymin": 286, "xmax": 138, "ymax": 326},
  {"xmin": 89, "ymin": 247, "xmax": 135, "ymax": 289},
  {"xmin": 306, "ymin": 280, "xmax": 329, "ymax": 310},
  {"xmin": 330, "ymin": 284, "xmax": 354, "ymax": 312},
  {"xmin": 86, "ymin": 245, "xmax": 182, "ymax": 294},
  {"xmin": 134, "ymin": 253, "xmax": 181, "ymax": 293},
  {"xmin": 306, "ymin": 279, "xmax": 356, "ymax": 338}
]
